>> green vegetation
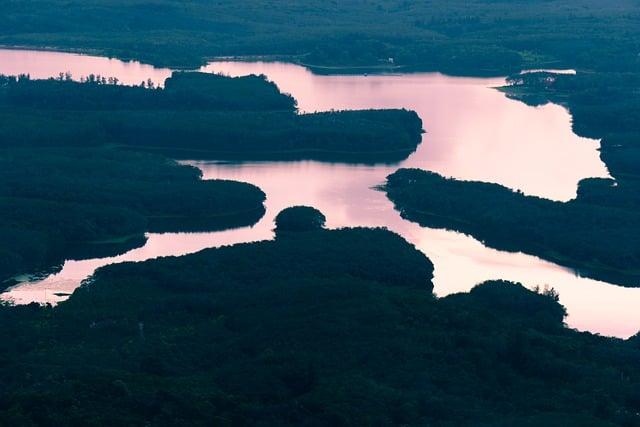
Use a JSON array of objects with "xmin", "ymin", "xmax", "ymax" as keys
[
  {"xmin": 1, "ymin": 0, "xmax": 639, "ymax": 75},
  {"xmin": 0, "ymin": 73, "xmax": 423, "ymax": 161},
  {"xmin": 1, "ymin": 215, "xmax": 639, "ymax": 425},
  {"xmin": 1, "ymin": 71, "xmax": 296, "ymax": 111},
  {"xmin": 274, "ymin": 206, "xmax": 326, "ymax": 234},
  {"xmin": 384, "ymin": 169, "xmax": 640, "ymax": 285},
  {"xmin": 2, "ymin": 2, "xmax": 640, "ymax": 424},
  {"xmin": 0, "ymin": 69, "xmax": 422, "ymax": 285},
  {"xmin": 0, "ymin": 147, "xmax": 266, "ymax": 288}
]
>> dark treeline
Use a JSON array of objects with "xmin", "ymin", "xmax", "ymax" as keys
[
  {"xmin": 0, "ymin": 73, "xmax": 423, "ymax": 161},
  {"xmin": 0, "ymin": 72, "xmax": 297, "ymax": 111},
  {"xmin": 1, "ymin": 0, "xmax": 639, "ymax": 75},
  {"xmin": 384, "ymin": 169, "xmax": 640, "ymax": 286},
  {"xmin": 1, "ymin": 214, "xmax": 639, "ymax": 425},
  {"xmin": 108, "ymin": 109, "xmax": 423, "ymax": 161},
  {"xmin": 0, "ymin": 148, "xmax": 265, "ymax": 288}
]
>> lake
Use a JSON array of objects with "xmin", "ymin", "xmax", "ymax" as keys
[{"xmin": 2, "ymin": 49, "xmax": 636, "ymax": 338}]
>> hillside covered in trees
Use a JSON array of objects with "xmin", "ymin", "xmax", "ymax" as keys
[
  {"xmin": 1, "ymin": 0, "xmax": 639, "ymax": 75},
  {"xmin": 1, "ymin": 212, "xmax": 640, "ymax": 425},
  {"xmin": 1, "ymin": 2, "xmax": 640, "ymax": 425}
]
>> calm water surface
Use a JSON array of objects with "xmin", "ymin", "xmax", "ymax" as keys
[
  {"xmin": 2, "ymin": 49, "xmax": 636, "ymax": 338},
  {"xmin": 0, "ymin": 48, "xmax": 173, "ymax": 86}
]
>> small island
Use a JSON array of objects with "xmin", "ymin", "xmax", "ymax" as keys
[
  {"xmin": 1, "ymin": 2, "xmax": 640, "ymax": 424},
  {"xmin": 274, "ymin": 206, "xmax": 327, "ymax": 234}
]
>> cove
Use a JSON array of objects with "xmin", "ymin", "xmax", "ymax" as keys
[{"xmin": 2, "ymin": 49, "xmax": 635, "ymax": 338}]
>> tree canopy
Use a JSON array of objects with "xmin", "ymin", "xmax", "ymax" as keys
[
  {"xmin": 274, "ymin": 206, "xmax": 327, "ymax": 234},
  {"xmin": 1, "ymin": 223, "xmax": 639, "ymax": 425}
]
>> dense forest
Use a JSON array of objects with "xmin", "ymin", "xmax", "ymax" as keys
[
  {"xmin": 384, "ymin": 169, "xmax": 640, "ymax": 286},
  {"xmin": 0, "ymin": 0, "xmax": 639, "ymax": 75},
  {"xmin": 0, "ymin": 72, "xmax": 297, "ymax": 111},
  {"xmin": 0, "ymin": 73, "xmax": 423, "ymax": 161},
  {"xmin": 1, "ymin": 1, "xmax": 640, "ymax": 425},
  {"xmin": 1, "ymin": 211, "xmax": 639, "ymax": 425},
  {"xmin": 0, "ymin": 148, "xmax": 266, "ymax": 289}
]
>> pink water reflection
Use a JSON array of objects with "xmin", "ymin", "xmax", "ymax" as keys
[
  {"xmin": 4, "ymin": 225, "xmax": 273, "ymax": 305},
  {"xmin": 185, "ymin": 160, "xmax": 637, "ymax": 338},
  {"xmin": 1, "ymin": 51, "xmax": 635, "ymax": 338},
  {"xmin": 0, "ymin": 48, "xmax": 173, "ymax": 86},
  {"xmin": 201, "ymin": 61, "xmax": 609, "ymax": 201}
]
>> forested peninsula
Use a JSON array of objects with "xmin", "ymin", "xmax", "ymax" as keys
[
  {"xmin": 0, "ymin": 73, "xmax": 423, "ymax": 162},
  {"xmin": 384, "ymin": 169, "xmax": 640, "ymax": 286},
  {"xmin": 0, "ymin": 148, "xmax": 266, "ymax": 288},
  {"xmin": 1, "ymin": 0, "xmax": 638, "ymax": 75},
  {"xmin": 1, "ymin": 209, "xmax": 639, "ymax": 425}
]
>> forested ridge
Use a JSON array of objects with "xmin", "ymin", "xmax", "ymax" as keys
[
  {"xmin": 0, "ymin": 72, "xmax": 297, "ymax": 111},
  {"xmin": 1, "ymin": 219, "xmax": 640, "ymax": 425},
  {"xmin": 1, "ymin": 2, "xmax": 640, "ymax": 425},
  {"xmin": 1, "ymin": 0, "xmax": 638, "ymax": 75}
]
